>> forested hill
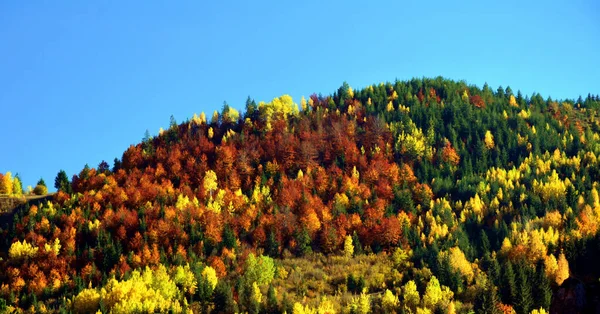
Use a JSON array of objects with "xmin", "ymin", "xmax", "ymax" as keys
[{"xmin": 2, "ymin": 77, "xmax": 600, "ymax": 313}]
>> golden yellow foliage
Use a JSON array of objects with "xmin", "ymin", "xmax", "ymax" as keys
[
  {"xmin": 381, "ymin": 289, "xmax": 399, "ymax": 312},
  {"xmin": 44, "ymin": 238, "xmax": 61, "ymax": 256},
  {"xmin": 347, "ymin": 293, "xmax": 370, "ymax": 314},
  {"xmin": 461, "ymin": 90, "xmax": 469, "ymax": 102},
  {"xmin": 211, "ymin": 110, "xmax": 219, "ymax": 125},
  {"xmin": 518, "ymin": 109, "xmax": 531, "ymax": 120},
  {"xmin": 251, "ymin": 281, "xmax": 262, "ymax": 304},
  {"xmin": 527, "ymin": 230, "xmax": 547, "ymax": 264},
  {"xmin": 300, "ymin": 96, "xmax": 307, "ymax": 111},
  {"xmin": 500, "ymin": 238, "xmax": 512, "ymax": 255},
  {"xmin": 344, "ymin": 235, "xmax": 354, "ymax": 258},
  {"xmin": 175, "ymin": 194, "xmax": 191, "ymax": 210},
  {"xmin": 88, "ymin": 219, "xmax": 101, "ymax": 231},
  {"xmin": 0, "ymin": 171, "xmax": 13, "ymax": 195},
  {"xmin": 173, "ymin": 264, "xmax": 197, "ymax": 295},
  {"xmin": 293, "ymin": 302, "xmax": 316, "ymax": 314},
  {"xmin": 191, "ymin": 113, "xmax": 203, "ymax": 125},
  {"xmin": 203, "ymin": 170, "xmax": 218, "ymax": 196},
  {"xmin": 9, "ymin": 240, "xmax": 38, "ymax": 260},
  {"xmin": 533, "ymin": 170, "xmax": 568, "ymax": 202},
  {"xmin": 447, "ymin": 247, "xmax": 474, "ymax": 283},
  {"xmin": 423, "ymin": 276, "xmax": 442, "ymax": 309},
  {"xmin": 202, "ymin": 266, "xmax": 218, "ymax": 290},
  {"xmin": 509, "ymin": 94, "xmax": 518, "ymax": 107},
  {"xmin": 484, "ymin": 130, "xmax": 495, "ymax": 149},
  {"xmin": 72, "ymin": 288, "xmax": 101, "ymax": 313},
  {"xmin": 544, "ymin": 254, "xmax": 558, "ymax": 282},
  {"xmin": 556, "ymin": 252, "xmax": 569, "ymax": 285},
  {"xmin": 77, "ymin": 265, "xmax": 183, "ymax": 314},
  {"xmin": 222, "ymin": 106, "xmax": 240, "ymax": 123},
  {"xmin": 387, "ymin": 101, "xmax": 394, "ymax": 112},
  {"xmin": 258, "ymin": 95, "xmax": 299, "ymax": 130}
]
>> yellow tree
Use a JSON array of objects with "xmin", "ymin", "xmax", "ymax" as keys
[
  {"xmin": 0, "ymin": 171, "xmax": 13, "ymax": 195},
  {"xmin": 484, "ymin": 131, "xmax": 495, "ymax": 150},
  {"xmin": 423, "ymin": 276, "xmax": 442, "ymax": 309},
  {"xmin": 344, "ymin": 235, "xmax": 354, "ymax": 258},
  {"xmin": 203, "ymin": 170, "xmax": 218, "ymax": 198},
  {"xmin": 12, "ymin": 175, "xmax": 23, "ymax": 196},
  {"xmin": 556, "ymin": 252, "xmax": 569, "ymax": 285},
  {"xmin": 381, "ymin": 289, "xmax": 399, "ymax": 313},
  {"xmin": 202, "ymin": 266, "xmax": 218, "ymax": 290},
  {"xmin": 211, "ymin": 110, "xmax": 219, "ymax": 124},
  {"xmin": 447, "ymin": 247, "xmax": 474, "ymax": 283},
  {"xmin": 527, "ymin": 230, "xmax": 547, "ymax": 264},
  {"xmin": 509, "ymin": 94, "xmax": 518, "ymax": 107},
  {"xmin": 544, "ymin": 254, "xmax": 558, "ymax": 282},
  {"xmin": 403, "ymin": 280, "xmax": 420, "ymax": 312},
  {"xmin": 300, "ymin": 96, "xmax": 307, "ymax": 112}
]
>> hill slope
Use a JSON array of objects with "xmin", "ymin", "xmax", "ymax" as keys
[{"xmin": 2, "ymin": 77, "xmax": 600, "ymax": 313}]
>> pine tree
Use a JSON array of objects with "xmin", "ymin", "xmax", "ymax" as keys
[
  {"xmin": 266, "ymin": 285, "xmax": 280, "ymax": 314},
  {"xmin": 533, "ymin": 261, "xmax": 552, "ymax": 311},
  {"xmin": 480, "ymin": 230, "xmax": 491, "ymax": 257},
  {"xmin": 266, "ymin": 230, "xmax": 280, "ymax": 257},
  {"xmin": 54, "ymin": 170, "xmax": 72, "ymax": 194},
  {"xmin": 213, "ymin": 281, "xmax": 236, "ymax": 314},
  {"xmin": 500, "ymin": 261, "xmax": 517, "ymax": 305},
  {"xmin": 474, "ymin": 282, "xmax": 501, "ymax": 314},
  {"xmin": 515, "ymin": 265, "xmax": 533, "ymax": 314},
  {"xmin": 486, "ymin": 255, "xmax": 501, "ymax": 287},
  {"xmin": 352, "ymin": 231, "xmax": 363, "ymax": 255}
]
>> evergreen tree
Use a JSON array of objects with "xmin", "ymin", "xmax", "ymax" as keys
[
  {"xmin": 500, "ymin": 261, "xmax": 517, "ymax": 305},
  {"xmin": 474, "ymin": 282, "xmax": 501, "ymax": 314},
  {"xmin": 533, "ymin": 262, "xmax": 552, "ymax": 310},
  {"xmin": 266, "ymin": 285, "xmax": 280, "ymax": 314},
  {"xmin": 487, "ymin": 256, "xmax": 501, "ymax": 287},
  {"xmin": 54, "ymin": 170, "xmax": 71, "ymax": 193},
  {"xmin": 352, "ymin": 231, "xmax": 363, "ymax": 256},
  {"xmin": 221, "ymin": 225, "xmax": 237, "ymax": 250},
  {"xmin": 213, "ymin": 281, "xmax": 237, "ymax": 314},
  {"xmin": 515, "ymin": 265, "xmax": 533, "ymax": 314},
  {"xmin": 266, "ymin": 230, "xmax": 280, "ymax": 257},
  {"xmin": 480, "ymin": 230, "xmax": 491, "ymax": 257},
  {"xmin": 532, "ymin": 261, "xmax": 552, "ymax": 310}
]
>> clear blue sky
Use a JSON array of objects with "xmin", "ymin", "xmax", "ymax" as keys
[{"xmin": 1, "ymin": 1, "xmax": 598, "ymax": 190}]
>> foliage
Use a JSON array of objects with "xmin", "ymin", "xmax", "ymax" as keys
[{"xmin": 3, "ymin": 77, "xmax": 600, "ymax": 312}]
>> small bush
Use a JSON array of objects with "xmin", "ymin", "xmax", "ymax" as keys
[{"xmin": 33, "ymin": 184, "xmax": 48, "ymax": 195}]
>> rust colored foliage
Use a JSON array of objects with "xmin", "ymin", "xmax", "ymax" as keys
[{"xmin": 469, "ymin": 95, "xmax": 485, "ymax": 108}]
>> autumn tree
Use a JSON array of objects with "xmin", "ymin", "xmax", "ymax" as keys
[
  {"xmin": 33, "ymin": 178, "xmax": 48, "ymax": 195},
  {"xmin": 0, "ymin": 171, "xmax": 13, "ymax": 195},
  {"xmin": 423, "ymin": 276, "xmax": 442, "ymax": 309},
  {"xmin": 203, "ymin": 170, "xmax": 218, "ymax": 198},
  {"xmin": 12, "ymin": 174, "xmax": 22, "ymax": 196},
  {"xmin": 556, "ymin": 252, "xmax": 569, "ymax": 285},
  {"xmin": 344, "ymin": 235, "xmax": 354, "ymax": 258}
]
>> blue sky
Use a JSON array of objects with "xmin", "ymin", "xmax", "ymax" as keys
[{"xmin": 1, "ymin": 1, "xmax": 598, "ymax": 190}]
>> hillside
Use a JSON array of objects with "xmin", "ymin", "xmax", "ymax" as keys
[{"xmin": 2, "ymin": 77, "xmax": 600, "ymax": 313}]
